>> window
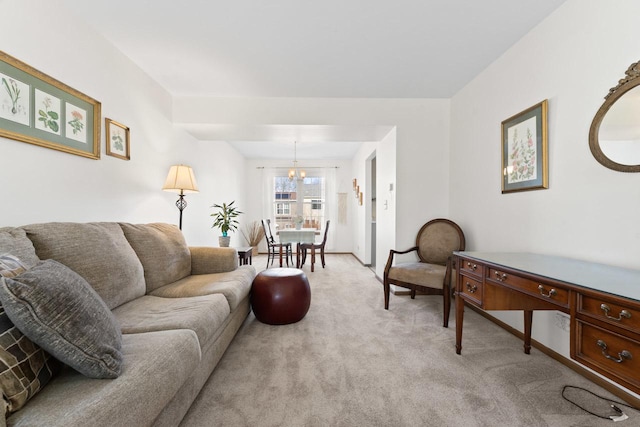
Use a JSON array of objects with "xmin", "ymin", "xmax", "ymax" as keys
[
  {"xmin": 272, "ymin": 175, "xmax": 325, "ymax": 230},
  {"xmin": 276, "ymin": 203, "xmax": 290, "ymax": 215}
]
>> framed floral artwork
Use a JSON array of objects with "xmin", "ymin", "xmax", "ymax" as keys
[
  {"xmin": 105, "ymin": 118, "xmax": 130, "ymax": 160},
  {"xmin": 0, "ymin": 51, "xmax": 100, "ymax": 159},
  {"xmin": 501, "ymin": 100, "xmax": 548, "ymax": 193}
]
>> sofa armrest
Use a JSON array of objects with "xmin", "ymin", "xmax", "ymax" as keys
[{"xmin": 189, "ymin": 247, "xmax": 238, "ymax": 274}]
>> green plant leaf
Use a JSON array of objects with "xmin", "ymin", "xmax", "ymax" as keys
[
  {"xmin": 38, "ymin": 110, "xmax": 47, "ymax": 118},
  {"xmin": 49, "ymin": 121, "xmax": 59, "ymax": 132},
  {"xmin": 48, "ymin": 111, "xmax": 59, "ymax": 120}
]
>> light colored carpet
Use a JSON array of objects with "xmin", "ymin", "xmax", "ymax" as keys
[{"xmin": 180, "ymin": 254, "xmax": 636, "ymax": 427}]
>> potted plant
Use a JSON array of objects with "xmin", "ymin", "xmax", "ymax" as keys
[
  {"xmin": 211, "ymin": 201, "xmax": 243, "ymax": 247},
  {"xmin": 240, "ymin": 221, "xmax": 265, "ymax": 255},
  {"xmin": 294, "ymin": 215, "xmax": 304, "ymax": 230}
]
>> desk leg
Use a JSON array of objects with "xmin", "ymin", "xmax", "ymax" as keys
[
  {"xmin": 455, "ymin": 292, "xmax": 464, "ymax": 355},
  {"xmin": 524, "ymin": 310, "xmax": 533, "ymax": 354}
]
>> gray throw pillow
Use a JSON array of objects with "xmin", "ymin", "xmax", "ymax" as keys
[{"xmin": 0, "ymin": 260, "xmax": 123, "ymax": 379}]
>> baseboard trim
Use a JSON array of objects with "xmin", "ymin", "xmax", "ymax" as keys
[{"xmin": 467, "ymin": 305, "xmax": 640, "ymax": 408}]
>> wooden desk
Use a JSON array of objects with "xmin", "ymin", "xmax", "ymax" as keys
[{"xmin": 454, "ymin": 252, "xmax": 640, "ymax": 396}]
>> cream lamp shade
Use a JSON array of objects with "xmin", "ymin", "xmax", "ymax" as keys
[
  {"xmin": 162, "ymin": 164, "xmax": 199, "ymax": 194},
  {"xmin": 162, "ymin": 164, "xmax": 199, "ymax": 230}
]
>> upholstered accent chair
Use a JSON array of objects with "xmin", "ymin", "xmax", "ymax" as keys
[
  {"xmin": 383, "ymin": 218, "xmax": 465, "ymax": 327},
  {"xmin": 261, "ymin": 219, "xmax": 292, "ymax": 268},
  {"xmin": 300, "ymin": 220, "xmax": 330, "ymax": 272}
]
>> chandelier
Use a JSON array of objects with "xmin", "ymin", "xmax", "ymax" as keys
[{"xmin": 288, "ymin": 141, "xmax": 306, "ymax": 181}]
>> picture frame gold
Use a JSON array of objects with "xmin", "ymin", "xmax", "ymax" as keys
[
  {"xmin": 0, "ymin": 50, "xmax": 101, "ymax": 159},
  {"xmin": 501, "ymin": 100, "xmax": 548, "ymax": 193},
  {"xmin": 105, "ymin": 118, "xmax": 130, "ymax": 160},
  {"xmin": 359, "ymin": 192, "xmax": 363, "ymax": 205}
]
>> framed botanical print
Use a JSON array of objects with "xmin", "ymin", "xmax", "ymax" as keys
[
  {"xmin": 0, "ymin": 50, "xmax": 101, "ymax": 159},
  {"xmin": 501, "ymin": 100, "xmax": 548, "ymax": 193},
  {"xmin": 105, "ymin": 118, "xmax": 130, "ymax": 160}
]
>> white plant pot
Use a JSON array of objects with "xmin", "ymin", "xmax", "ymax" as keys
[{"xmin": 219, "ymin": 236, "xmax": 231, "ymax": 247}]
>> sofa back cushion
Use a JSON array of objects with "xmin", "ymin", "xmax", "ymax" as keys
[
  {"xmin": 22, "ymin": 222, "xmax": 146, "ymax": 309},
  {"xmin": 0, "ymin": 227, "xmax": 40, "ymax": 268},
  {"xmin": 119, "ymin": 223, "xmax": 191, "ymax": 293}
]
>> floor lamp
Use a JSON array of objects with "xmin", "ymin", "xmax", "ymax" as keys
[{"xmin": 162, "ymin": 164, "xmax": 199, "ymax": 230}]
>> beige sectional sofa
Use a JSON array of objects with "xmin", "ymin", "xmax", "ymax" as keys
[{"xmin": 0, "ymin": 222, "xmax": 256, "ymax": 426}]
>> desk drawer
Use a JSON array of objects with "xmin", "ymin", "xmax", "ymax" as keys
[
  {"xmin": 460, "ymin": 275, "xmax": 483, "ymax": 305},
  {"xmin": 460, "ymin": 258, "xmax": 483, "ymax": 278},
  {"xmin": 488, "ymin": 268, "xmax": 569, "ymax": 307},
  {"xmin": 575, "ymin": 321, "xmax": 640, "ymax": 394},
  {"xmin": 579, "ymin": 295, "xmax": 640, "ymax": 332}
]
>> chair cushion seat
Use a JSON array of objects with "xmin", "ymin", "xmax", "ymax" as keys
[{"xmin": 388, "ymin": 262, "xmax": 447, "ymax": 289}]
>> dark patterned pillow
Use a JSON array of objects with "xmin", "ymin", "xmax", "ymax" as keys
[
  {"xmin": 0, "ymin": 259, "xmax": 123, "ymax": 379},
  {"xmin": 0, "ymin": 254, "xmax": 61, "ymax": 415},
  {"xmin": 0, "ymin": 304, "xmax": 61, "ymax": 414}
]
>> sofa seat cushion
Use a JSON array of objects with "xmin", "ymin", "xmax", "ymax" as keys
[
  {"xmin": 112, "ymin": 294, "xmax": 230, "ymax": 350},
  {"xmin": 149, "ymin": 266, "xmax": 255, "ymax": 311},
  {"xmin": 21, "ymin": 223, "xmax": 145, "ymax": 310},
  {"xmin": 0, "ymin": 228, "xmax": 39, "ymax": 269},
  {"xmin": 6, "ymin": 330, "xmax": 200, "ymax": 427},
  {"xmin": 119, "ymin": 223, "xmax": 191, "ymax": 293}
]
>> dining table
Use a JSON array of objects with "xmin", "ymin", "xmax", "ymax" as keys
[{"xmin": 278, "ymin": 228, "xmax": 317, "ymax": 268}]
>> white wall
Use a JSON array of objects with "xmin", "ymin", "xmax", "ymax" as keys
[
  {"xmin": 0, "ymin": 0, "xmax": 246, "ymax": 246},
  {"xmin": 450, "ymin": 0, "xmax": 640, "ymax": 373}
]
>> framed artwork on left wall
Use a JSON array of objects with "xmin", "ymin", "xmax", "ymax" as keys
[
  {"xmin": 105, "ymin": 118, "xmax": 130, "ymax": 160},
  {"xmin": 0, "ymin": 50, "xmax": 101, "ymax": 159}
]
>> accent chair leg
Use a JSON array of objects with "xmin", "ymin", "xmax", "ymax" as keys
[{"xmin": 383, "ymin": 280, "xmax": 390, "ymax": 309}]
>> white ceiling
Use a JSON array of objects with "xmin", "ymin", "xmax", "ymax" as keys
[{"xmin": 60, "ymin": 0, "xmax": 567, "ymax": 158}]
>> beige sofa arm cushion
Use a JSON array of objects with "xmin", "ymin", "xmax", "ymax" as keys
[{"xmin": 190, "ymin": 247, "xmax": 238, "ymax": 275}]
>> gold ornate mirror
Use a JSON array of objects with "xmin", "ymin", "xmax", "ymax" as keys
[{"xmin": 589, "ymin": 60, "xmax": 640, "ymax": 172}]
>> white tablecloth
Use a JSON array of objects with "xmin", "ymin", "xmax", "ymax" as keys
[{"xmin": 279, "ymin": 229, "xmax": 316, "ymax": 244}]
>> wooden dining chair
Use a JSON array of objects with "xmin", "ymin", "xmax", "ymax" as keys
[
  {"xmin": 300, "ymin": 220, "xmax": 330, "ymax": 272},
  {"xmin": 261, "ymin": 219, "xmax": 292, "ymax": 268}
]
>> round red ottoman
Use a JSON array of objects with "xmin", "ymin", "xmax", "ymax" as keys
[{"xmin": 251, "ymin": 268, "xmax": 311, "ymax": 325}]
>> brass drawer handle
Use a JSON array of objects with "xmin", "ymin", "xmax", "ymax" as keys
[
  {"xmin": 596, "ymin": 340, "xmax": 633, "ymax": 363},
  {"xmin": 465, "ymin": 282, "xmax": 477, "ymax": 294},
  {"xmin": 537, "ymin": 285, "xmax": 557, "ymax": 298},
  {"xmin": 494, "ymin": 271, "xmax": 507, "ymax": 282},
  {"xmin": 600, "ymin": 304, "xmax": 632, "ymax": 322},
  {"xmin": 466, "ymin": 262, "xmax": 477, "ymax": 271}
]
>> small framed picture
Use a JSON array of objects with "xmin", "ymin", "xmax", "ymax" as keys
[
  {"xmin": 105, "ymin": 118, "xmax": 130, "ymax": 160},
  {"xmin": 501, "ymin": 100, "xmax": 548, "ymax": 193}
]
